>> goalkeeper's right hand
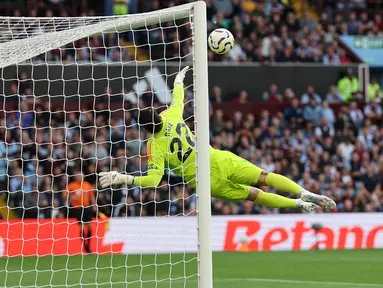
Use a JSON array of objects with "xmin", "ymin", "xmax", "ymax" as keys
[
  {"xmin": 99, "ymin": 172, "xmax": 134, "ymax": 188},
  {"xmin": 174, "ymin": 66, "xmax": 189, "ymax": 86}
]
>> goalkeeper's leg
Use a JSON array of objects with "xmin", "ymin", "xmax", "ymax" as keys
[
  {"xmin": 211, "ymin": 180, "xmax": 317, "ymax": 212},
  {"xmin": 247, "ymin": 186, "xmax": 317, "ymax": 212},
  {"xmin": 257, "ymin": 171, "xmax": 336, "ymax": 209},
  {"xmin": 223, "ymin": 151, "xmax": 336, "ymax": 209}
]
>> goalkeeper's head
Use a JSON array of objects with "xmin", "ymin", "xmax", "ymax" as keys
[{"xmin": 137, "ymin": 108, "xmax": 163, "ymax": 134}]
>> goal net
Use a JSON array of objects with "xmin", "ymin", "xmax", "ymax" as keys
[{"xmin": 0, "ymin": 2, "xmax": 212, "ymax": 288}]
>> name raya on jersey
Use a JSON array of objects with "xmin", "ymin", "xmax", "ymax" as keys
[{"xmin": 133, "ymin": 83, "xmax": 197, "ymax": 188}]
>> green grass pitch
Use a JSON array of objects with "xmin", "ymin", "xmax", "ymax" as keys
[{"xmin": 1, "ymin": 249, "xmax": 382, "ymax": 288}]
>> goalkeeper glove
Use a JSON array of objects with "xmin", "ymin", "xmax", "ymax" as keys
[
  {"xmin": 174, "ymin": 66, "xmax": 189, "ymax": 86},
  {"xmin": 99, "ymin": 171, "xmax": 134, "ymax": 188}
]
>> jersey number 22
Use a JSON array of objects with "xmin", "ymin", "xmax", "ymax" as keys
[{"xmin": 170, "ymin": 123, "xmax": 195, "ymax": 163}]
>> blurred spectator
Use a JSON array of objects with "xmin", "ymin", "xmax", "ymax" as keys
[
  {"xmin": 211, "ymin": 109, "xmax": 226, "ymax": 136},
  {"xmin": 348, "ymin": 101, "xmax": 364, "ymax": 128},
  {"xmin": 299, "ymin": 10, "xmax": 316, "ymax": 32},
  {"xmin": 375, "ymin": 14, "xmax": 383, "ymax": 31},
  {"xmin": 311, "ymin": 48, "xmax": 323, "ymax": 63},
  {"xmin": 364, "ymin": 98, "xmax": 382, "ymax": 120},
  {"xmin": 347, "ymin": 12, "xmax": 359, "ymax": 35},
  {"xmin": 315, "ymin": 118, "xmax": 334, "ymax": 139},
  {"xmin": 337, "ymin": 69, "xmax": 360, "ymax": 102},
  {"xmin": 24, "ymin": 188, "xmax": 49, "ymax": 218},
  {"xmin": 301, "ymin": 85, "xmax": 322, "ymax": 105},
  {"xmin": 303, "ymin": 98, "xmax": 323, "ymax": 126},
  {"xmin": 283, "ymin": 88, "xmax": 295, "ymax": 102},
  {"xmin": 296, "ymin": 39, "xmax": 312, "ymax": 59},
  {"xmin": 357, "ymin": 125, "xmax": 373, "ymax": 150},
  {"xmin": 323, "ymin": 47, "xmax": 340, "ymax": 65},
  {"xmin": 229, "ymin": 40, "xmax": 246, "ymax": 62},
  {"xmin": 338, "ymin": 138, "xmax": 355, "ymax": 165},
  {"xmin": 62, "ymin": 172, "xmax": 95, "ymax": 254},
  {"xmin": 241, "ymin": 0, "xmax": 256, "ymax": 14},
  {"xmin": 211, "ymin": 86, "xmax": 223, "ymax": 104},
  {"xmin": 368, "ymin": 79, "xmax": 382, "ymax": 101},
  {"xmin": 339, "ymin": 49, "xmax": 351, "ymax": 64},
  {"xmin": 277, "ymin": 46, "xmax": 295, "ymax": 62},
  {"xmin": 234, "ymin": 90, "xmax": 249, "ymax": 104},
  {"xmin": 113, "ymin": 0, "xmax": 129, "ymax": 15},
  {"xmin": 284, "ymin": 97, "xmax": 303, "ymax": 126},
  {"xmin": 261, "ymin": 31, "xmax": 279, "ymax": 59},
  {"xmin": 326, "ymin": 86, "xmax": 343, "ymax": 103},
  {"xmin": 321, "ymin": 101, "xmax": 336, "ymax": 125},
  {"xmin": 260, "ymin": 155, "xmax": 275, "ymax": 173},
  {"xmin": 263, "ymin": 84, "xmax": 283, "ymax": 103},
  {"xmin": 212, "ymin": 0, "xmax": 233, "ymax": 16},
  {"xmin": 361, "ymin": 167, "xmax": 381, "ymax": 193}
]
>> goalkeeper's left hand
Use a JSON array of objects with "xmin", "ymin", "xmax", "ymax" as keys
[
  {"xmin": 99, "ymin": 171, "xmax": 134, "ymax": 188},
  {"xmin": 174, "ymin": 66, "xmax": 189, "ymax": 86}
]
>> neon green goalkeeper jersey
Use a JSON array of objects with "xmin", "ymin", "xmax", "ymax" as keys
[{"xmin": 134, "ymin": 83, "xmax": 199, "ymax": 188}]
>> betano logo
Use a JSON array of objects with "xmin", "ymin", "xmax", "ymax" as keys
[{"xmin": 224, "ymin": 220, "xmax": 383, "ymax": 251}]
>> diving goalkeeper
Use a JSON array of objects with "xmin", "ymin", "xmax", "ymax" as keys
[{"xmin": 99, "ymin": 67, "xmax": 336, "ymax": 212}]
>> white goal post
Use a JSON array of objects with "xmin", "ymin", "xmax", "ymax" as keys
[{"xmin": 0, "ymin": 1, "xmax": 212, "ymax": 288}]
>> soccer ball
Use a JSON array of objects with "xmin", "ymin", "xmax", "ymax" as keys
[{"xmin": 208, "ymin": 28, "xmax": 235, "ymax": 54}]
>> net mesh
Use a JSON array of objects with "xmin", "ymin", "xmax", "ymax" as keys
[{"xmin": 0, "ymin": 4, "xmax": 199, "ymax": 288}]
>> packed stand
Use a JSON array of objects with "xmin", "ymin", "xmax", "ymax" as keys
[
  {"xmin": 206, "ymin": 0, "xmax": 382, "ymax": 63},
  {"xmin": 259, "ymin": 67, "xmax": 382, "ymax": 104},
  {"xmin": 0, "ymin": 0, "xmax": 381, "ymax": 218},
  {"xmin": 139, "ymin": 0, "xmax": 382, "ymax": 63},
  {"xmin": 209, "ymin": 83, "xmax": 382, "ymax": 215},
  {"xmin": 5, "ymin": 0, "xmax": 383, "ymax": 63},
  {"xmin": 1, "ymin": 0, "xmax": 132, "ymax": 64},
  {"xmin": 0, "ymin": 80, "xmax": 198, "ymax": 219},
  {"xmin": 0, "ymin": 77, "xmax": 382, "ymax": 219}
]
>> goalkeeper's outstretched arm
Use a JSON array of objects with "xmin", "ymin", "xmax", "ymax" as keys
[
  {"xmin": 99, "ymin": 167, "xmax": 163, "ymax": 189},
  {"xmin": 99, "ymin": 67, "xmax": 189, "ymax": 189},
  {"xmin": 166, "ymin": 66, "xmax": 189, "ymax": 118},
  {"xmin": 99, "ymin": 139, "xmax": 165, "ymax": 189}
]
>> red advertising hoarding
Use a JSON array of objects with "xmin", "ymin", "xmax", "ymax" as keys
[{"xmin": 0, "ymin": 214, "xmax": 382, "ymax": 256}]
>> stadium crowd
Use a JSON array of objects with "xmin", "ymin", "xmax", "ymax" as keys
[
  {"xmin": 0, "ymin": 0, "xmax": 381, "ymax": 219},
  {"xmin": 0, "ymin": 79, "xmax": 382, "ymax": 219},
  {"xmin": 4, "ymin": 0, "xmax": 382, "ymax": 63},
  {"xmin": 146, "ymin": 0, "xmax": 381, "ymax": 63},
  {"xmin": 210, "ymin": 98, "xmax": 382, "ymax": 215}
]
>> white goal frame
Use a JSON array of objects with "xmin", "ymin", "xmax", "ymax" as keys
[
  {"xmin": 0, "ymin": 1, "xmax": 212, "ymax": 287},
  {"xmin": 192, "ymin": 2, "xmax": 213, "ymax": 288}
]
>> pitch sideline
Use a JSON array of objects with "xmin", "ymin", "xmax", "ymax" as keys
[{"xmin": 213, "ymin": 278, "xmax": 383, "ymax": 287}]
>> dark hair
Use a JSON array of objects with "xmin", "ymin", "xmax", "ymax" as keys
[{"xmin": 137, "ymin": 108, "xmax": 163, "ymax": 134}]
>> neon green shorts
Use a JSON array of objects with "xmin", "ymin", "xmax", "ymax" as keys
[{"xmin": 210, "ymin": 149, "xmax": 263, "ymax": 201}]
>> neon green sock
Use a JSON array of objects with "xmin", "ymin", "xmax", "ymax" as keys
[
  {"xmin": 255, "ymin": 190, "xmax": 297, "ymax": 208},
  {"xmin": 265, "ymin": 173, "xmax": 303, "ymax": 196}
]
